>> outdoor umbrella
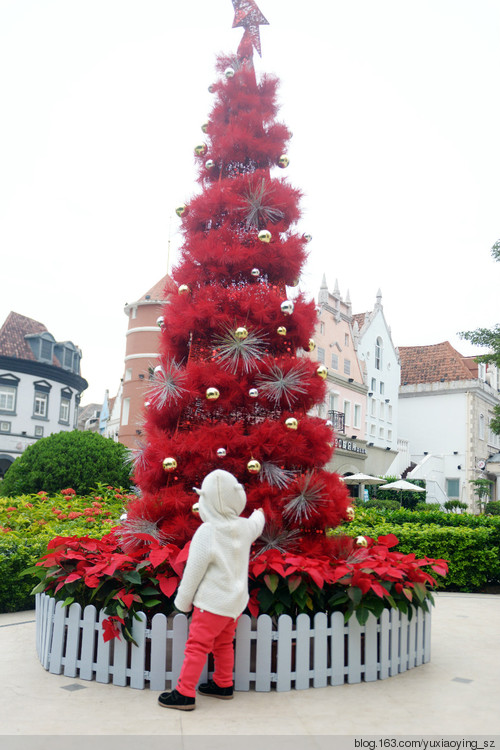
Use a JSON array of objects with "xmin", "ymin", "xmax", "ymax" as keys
[
  {"xmin": 343, "ymin": 473, "xmax": 386, "ymax": 485},
  {"xmin": 378, "ymin": 479, "xmax": 426, "ymax": 506}
]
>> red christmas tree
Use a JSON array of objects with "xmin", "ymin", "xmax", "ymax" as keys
[
  {"xmin": 125, "ymin": 3, "xmax": 352, "ymax": 589},
  {"xmin": 33, "ymin": 3, "xmax": 447, "ymax": 632}
]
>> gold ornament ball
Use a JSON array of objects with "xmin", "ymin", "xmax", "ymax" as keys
[
  {"xmin": 258, "ymin": 229, "xmax": 272, "ymax": 244},
  {"xmin": 251, "ymin": 268, "xmax": 260, "ymax": 277},
  {"xmin": 235, "ymin": 326, "xmax": 249, "ymax": 340},
  {"xmin": 289, "ymin": 278, "xmax": 300, "ymax": 287},
  {"xmin": 355, "ymin": 535, "xmax": 368, "ymax": 548},
  {"xmin": 224, "ymin": 67, "xmax": 235, "ymax": 78},
  {"xmin": 281, "ymin": 300, "xmax": 294, "ymax": 315},
  {"xmin": 194, "ymin": 143, "xmax": 207, "ymax": 156},
  {"xmin": 205, "ymin": 159, "xmax": 215, "ymax": 170},
  {"xmin": 247, "ymin": 459, "xmax": 261, "ymax": 474},
  {"xmin": 346, "ymin": 506, "xmax": 355, "ymax": 521},
  {"xmin": 216, "ymin": 448, "xmax": 227, "ymax": 458},
  {"xmin": 316, "ymin": 364, "xmax": 328, "ymax": 379},
  {"xmin": 206, "ymin": 387, "xmax": 220, "ymax": 401},
  {"xmin": 208, "ymin": 84, "xmax": 216, "ymax": 93},
  {"xmin": 162, "ymin": 457, "xmax": 178, "ymax": 473},
  {"xmin": 303, "ymin": 233, "xmax": 313, "ymax": 242},
  {"xmin": 248, "ymin": 388, "xmax": 259, "ymax": 398},
  {"xmin": 175, "ymin": 205, "xmax": 186, "ymax": 217},
  {"xmin": 308, "ymin": 338, "xmax": 316, "ymax": 352},
  {"xmin": 278, "ymin": 154, "xmax": 289, "ymax": 168},
  {"xmin": 277, "ymin": 326, "xmax": 287, "ymax": 336},
  {"xmin": 191, "ymin": 502, "xmax": 200, "ymax": 515},
  {"xmin": 285, "ymin": 417, "xmax": 298, "ymax": 430},
  {"xmin": 178, "ymin": 284, "xmax": 190, "ymax": 295},
  {"xmin": 201, "ymin": 122, "xmax": 209, "ymax": 133}
]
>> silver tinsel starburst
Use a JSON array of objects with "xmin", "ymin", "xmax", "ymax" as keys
[
  {"xmin": 260, "ymin": 461, "xmax": 296, "ymax": 489},
  {"xmin": 212, "ymin": 326, "xmax": 268, "ymax": 374},
  {"xmin": 147, "ymin": 360, "xmax": 187, "ymax": 408},
  {"xmin": 238, "ymin": 178, "xmax": 285, "ymax": 229},
  {"xmin": 118, "ymin": 517, "xmax": 172, "ymax": 554},
  {"xmin": 283, "ymin": 473, "xmax": 327, "ymax": 524},
  {"xmin": 253, "ymin": 525, "xmax": 301, "ymax": 557},
  {"xmin": 125, "ymin": 442, "xmax": 148, "ymax": 474},
  {"xmin": 255, "ymin": 362, "xmax": 309, "ymax": 409}
]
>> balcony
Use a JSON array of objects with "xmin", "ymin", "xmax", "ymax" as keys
[{"xmin": 327, "ymin": 410, "xmax": 345, "ymax": 433}]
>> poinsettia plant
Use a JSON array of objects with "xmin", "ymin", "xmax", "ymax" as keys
[{"xmin": 27, "ymin": 528, "xmax": 447, "ymax": 643}]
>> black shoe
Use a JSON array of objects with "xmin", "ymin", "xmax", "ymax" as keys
[
  {"xmin": 198, "ymin": 679, "xmax": 234, "ymax": 700},
  {"xmin": 158, "ymin": 689, "xmax": 195, "ymax": 711}
]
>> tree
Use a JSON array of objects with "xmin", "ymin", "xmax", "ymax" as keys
[
  {"xmin": 0, "ymin": 431, "xmax": 131, "ymax": 497},
  {"xmin": 126, "ymin": 9, "xmax": 352, "ymax": 571},
  {"xmin": 460, "ymin": 239, "xmax": 500, "ymax": 434}
]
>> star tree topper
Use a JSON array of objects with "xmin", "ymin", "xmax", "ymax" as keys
[{"xmin": 232, "ymin": 0, "xmax": 269, "ymax": 57}]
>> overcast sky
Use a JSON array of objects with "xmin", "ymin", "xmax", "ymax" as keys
[{"xmin": 1, "ymin": 0, "xmax": 499, "ymax": 404}]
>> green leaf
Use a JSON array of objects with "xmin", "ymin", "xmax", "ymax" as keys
[
  {"xmin": 355, "ymin": 607, "xmax": 370, "ymax": 626},
  {"xmin": 139, "ymin": 586, "xmax": 159, "ymax": 597},
  {"xmin": 61, "ymin": 596, "xmax": 75, "ymax": 608},
  {"xmin": 143, "ymin": 598, "xmax": 162, "ymax": 608},
  {"xmin": 347, "ymin": 586, "xmax": 362, "ymax": 605},
  {"xmin": 123, "ymin": 570, "xmax": 142, "ymax": 585},
  {"xmin": 30, "ymin": 581, "xmax": 48, "ymax": 596},
  {"xmin": 264, "ymin": 574, "xmax": 279, "ymax": 593}
]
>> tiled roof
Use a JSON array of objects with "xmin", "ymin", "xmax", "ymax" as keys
[
  {"xmin": 0, "ymin": 311, "xmax": 48, "ymax": 361},
  {"xmin": 399, "ymin": 341, "xmax": 474, "ymax": 385},
  {"xmin": 351, "ymin": 313, "xmax": 367, "ymax": 331},
  {"xmin": 138, "ymin": 274, "xmax": 172, "ymax": 303}
]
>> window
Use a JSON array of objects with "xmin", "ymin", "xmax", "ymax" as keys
[
  {"xmin": 344, "ymin": 359, "xmax": 351, "ymax": 376},
  {"xmin": 317, "ymin": 347, "xmax": 325, "ymax": 364},
  {"xmin": 375, "ymin": 337, "xmax": 383, "ymax": 370},
  {"xmin": 354, "ymin": 404, "xmax": 361, "ymax": 429},
  {"xmin": 379, "ymin": 402, "xmax": 385, "ymax": 420},
  {"xmin": 329, "ymin": 392, "xmax": 339, "ymax": 411},
  {"xmin": 479, "ymin": 413, "xmax": 485, "ymax": 440},
  {"xmin": 122, "ymin": 397, "xmax": 130, "ymax": 426},
  {"xmin": 387, "ymin": 430, "xmax": 393, "ymax": 441},
  {"xmin": 64, "ymin": 348, "xmax": 73, "ymax": 369},
  {"xmin": 370, "ymin": 423, "xmax": 376, "ymax": 436},
  {"xmin": 371, "ymin": 399, "xmax": 377, "ymax": 417},
  {"xmin": 379, "ymin": 381, "xmax": 385, "ymax": 395},
  {"xmin": 318, "ymin": 403, "xmax": 325, "ymax": 418},
  {"xmin": 40, "ymin": 338, "xmax": 53, "ymax": 361},
  {"xmin": 379, "ymin": 427, "xmax": 385, "ymax": 438},
  {"xmin": 387, "ymin": 404, "xmax": 393, "ymax": 422},
  {"xmin": 371, "ymin": 378, "xmax": 376, "ymax": 392},
  {"xmin": 343, "ymin": 400, "xmax": 351, "ymax": 426},
  {"xmin": 446, "ymin": 478, "xmax": 460, "ymax": 498},
  {"xmin": 125, "ymin": 368, "xmax": 133, "ymax": 382},
  {"xmin": 320, "ymin": 322, "xmax": 325, "ymax": 335},
  {"xmin": 35, "ymin": 425, "xmax": 44, "ymax": 437},
  {"xmin": 344, "ymin": 333, "xmax": 349, "ymax": 346},
  {"xmin": 331, "ymin": 353, "xmax": 338, "ymax": 370},
  {"xmin": 60, "ymin": 398, "xmax": 70, "ymax": 423},
  {"xmin": 0, "ymin": 386, "xmax": 16, "ymax": 412},
  {"xmin": 34, "ymin": 393, "xmax": 48, "ymax": 417},
  {"xmin": 0, "ymin": 421, "xmax": 11, "ymax": 433}
]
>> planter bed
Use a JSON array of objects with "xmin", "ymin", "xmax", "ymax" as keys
[{"xmin": 36, "ymin": 593, "xmax": 431, "ymax": 691}]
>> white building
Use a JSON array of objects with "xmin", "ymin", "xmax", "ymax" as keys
[
  {"xmin": 0, "ymin": 312, "xmax": 88, "ymax": 477},
  {"xmin": 352, "ymin": 289, "xmax": 402, "ymax": 470},
  {"xmin": 398, "ymin": 341, "xmax": 500, "ymax": 508}
]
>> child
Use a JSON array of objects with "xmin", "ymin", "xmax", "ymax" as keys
[{"xmin": 158, "ymin": 468, "xmax": 265, "ymax": 711}]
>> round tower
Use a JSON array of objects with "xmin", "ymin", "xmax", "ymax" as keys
[{"xmin": 118, "ymin": 276, "xmax": 170, "ymax": 448}]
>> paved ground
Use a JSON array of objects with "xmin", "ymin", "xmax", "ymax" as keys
[{"xmin": 1, "ymin": 592, "xmax": 499, "ymax": 748}]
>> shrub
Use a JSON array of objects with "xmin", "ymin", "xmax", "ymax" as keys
[
  {"xmin": 343, "ymin": 520, "xmax": 500, "ymax": 591},
  {"xmin": 443, "ymin": 499, "xmax": 468, "ymax": 513},
  {"xmin": 0, "ymin": 486, "xmax": 134, "ymax": 613},
  {"xmin": 485, "ymin": 501, "xmax": 500, "ymax": 516},
  {"xmin": 0, "ymin": 431, "xmax": 131, "ymax": 497},
  {"xmin": 371, "ymin": 477, "xmax": 426, "ymax": 510},
  {"xmin": 364, "ymin": 498, "xmax": 400, "ymax": 511}
]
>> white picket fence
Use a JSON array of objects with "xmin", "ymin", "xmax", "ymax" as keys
[{"xmin": 35, "ymin": 592, "xmax": 431, "ymax": 691}]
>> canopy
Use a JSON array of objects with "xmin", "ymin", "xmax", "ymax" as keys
[
  {"xmin": 379, "ymin": 479, "xmax": 426, "ymax": 492},
  {"xmin": 343, "ymin": 473, "xmax": 386, "ymax": 485}
]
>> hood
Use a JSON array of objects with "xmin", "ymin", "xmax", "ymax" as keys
[{"xmin": 194, "ymin": 469, "xmax": 247, "ymax": 522}]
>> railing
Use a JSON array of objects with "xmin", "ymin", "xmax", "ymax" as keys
[
  {"xmin": 36, "ymin": 593, "xmax": 431, "ymax": 692},
  {"xmin": 327, "ymin": 410, "xmax": 345, "ymax": 433}
]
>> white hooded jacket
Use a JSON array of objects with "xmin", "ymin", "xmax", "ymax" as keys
[{"xmin": 174, "ymin": 470, "xmax": 265, "ymax": 618}]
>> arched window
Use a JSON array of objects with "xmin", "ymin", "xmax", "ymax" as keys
[{"xmin": 375, "ymin": 337, "xmax": 383, "ymax": 370}]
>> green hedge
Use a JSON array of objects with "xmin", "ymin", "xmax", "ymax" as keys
[
  {"xmin": 0, "ymin": 486, "xmax": 132, "ymax": 613},
  {"xmin": 343, "ymin": 520, "xmax": 500, "ymax": 591}
]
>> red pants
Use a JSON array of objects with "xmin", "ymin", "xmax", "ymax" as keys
[{"xmin": 176, "ymin": 607, "xmax": 239, "ymax": 698}]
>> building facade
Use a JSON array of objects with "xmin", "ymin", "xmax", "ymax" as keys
[
  {"xmin": 398, "ymin": 342, "xmax": 500, "ymax": 508},
  {"xmin": 309, "ymin": 278, "xmax": 369, "ymax": 479},
  {"xmin": 0, "ymin": 312, "xmax": 88, "ymax": 477}
]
